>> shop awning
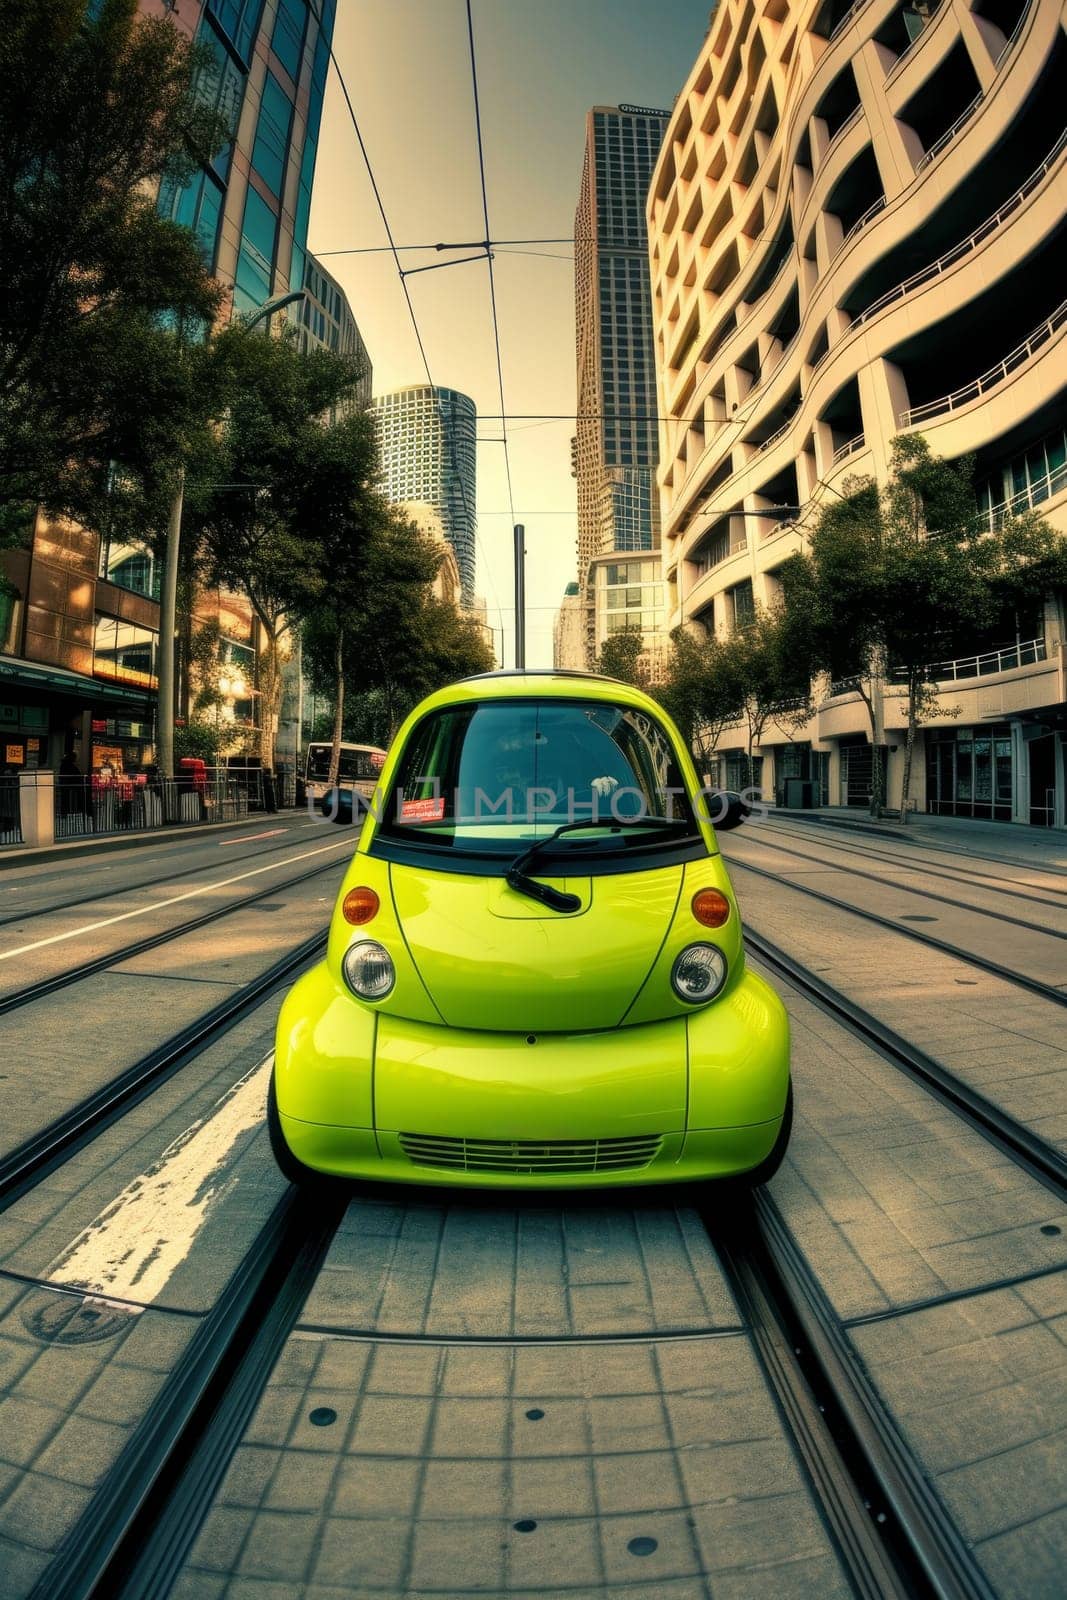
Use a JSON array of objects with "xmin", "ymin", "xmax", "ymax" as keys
[{"xmin": 0, "ymin": 654, "xmax": 154, "ymax": 713}]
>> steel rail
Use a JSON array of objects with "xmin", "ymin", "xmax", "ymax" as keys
[
  {"xmin": 726, "ymin": 833, "xmax": 1067, "ymax": 934},
  {"xmin": 713, "ymin": 1194, "xmax": 997, "ymax": 1600},
  {"xmin": 32, "ymin": 1189, "xmax": 344, "ymax": 1600},
  {"xmin": 758, "ymin": 818, "xmax": 1067, "ymax": 904},
  {"xmin": 0, "ymin": 929, "xmax": 327, "ymax": 1209},
  {"xmin": 743, "ymin": 925, "xmax": 1067, "ymax": 1200},
  {"xmin": 0, "ymin": 850, "xmax": 345, "ymax": 1017},
  {"xmin": 0, "ymin": 821, "xmax": 326, "ymax": 931},
  {"xmin": 729, "ymin": 855, "xmax": 1067, "ymax": 1009}
]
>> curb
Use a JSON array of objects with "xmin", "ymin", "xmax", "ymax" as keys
[{"xmin": 0, "ymin": 812, "xmax": 300, "ymax": 872}]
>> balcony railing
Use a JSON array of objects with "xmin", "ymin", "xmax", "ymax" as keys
[
  {"xmin": 889, "ymin": 638, "xmax": 1047, "ymax": 684},
  {"xmin": 899, "ymin": 298, "xmax": 1067, "ymax": 427},
  {"xmin": 915, "ymin": 91, "xmax": 983, "ymax": 173},
  {"xmin": 828, "ymin": 673, "xmax": 864, "ymax": 697},
  {"xmin": 831, "ymin": 432, "xmax": 865, "ymax": 465},
  {"xmin": 852, "ymin": 130, "xmax": 1067, "ymax": 330},
  {"xmin": 841, "ymin": 195, "xmax": 886, "ymax": 245},
  {"xmin": 884, "ymin": 0, "xmax": 944, "ymax": 84},
  {"xmin": 979, "ymin": 461, "xmax": 1067, "ymax": 530},
  {"xmin": 828, "ymin": 0, "xmax": 870, "ymax": 40}
]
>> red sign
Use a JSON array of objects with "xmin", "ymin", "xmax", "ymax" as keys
[{"xmin": 400, "ymin": 797, "xmax": 445, "ymax": 822}]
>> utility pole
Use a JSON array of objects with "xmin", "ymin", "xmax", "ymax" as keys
[
  {"xmin": 155, "ymin": 290, "xmax": 307, "ymax": 777},
  {"xmin": 513, "ymin": 523, "xmax": 526, "ymax": 669}
]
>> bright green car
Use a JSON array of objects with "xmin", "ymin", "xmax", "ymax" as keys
[{"xmin": 270, "ymin": 671, "xmax": 791, "ymax": 1190}]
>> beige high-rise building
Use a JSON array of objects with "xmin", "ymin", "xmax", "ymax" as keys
[{"xmin": 650, "ymin": 0, "xmax": 1067, "ymax": 825}]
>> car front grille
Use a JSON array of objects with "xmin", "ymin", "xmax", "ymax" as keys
[{"xmin": 398, "ymin": 1132, "xmax": 663, "ymax": 1175}]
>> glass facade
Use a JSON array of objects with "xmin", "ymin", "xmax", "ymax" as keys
[
  {"xmin": 93, "ymin": 615, "xmax": 159, "ymax": 692},
  {"xmin": 976, "ymin": 424, "xmax": 1067, "ymax": 527},
  {"xmin": 372, "ymin": 387, "xmax": 478, "ymax": 603},
  {"xmin": 251, "ymin": 72, "xmax": 293, "ymax": 197},
  {"xmin": 233, "ymin": 187, "xmax": 279, "ymax": 314},
  {"xmin": 271, "ymin": 0, "xmax": 307, "ymax": 79},
  {"xmin": 596, "ymin": 558, "xmax": 664, "ymax": 636},
  {"xmin": 926, "ymin": 724, "xmax": 1014, "ymax": 821},
  {"xmin": 207, "ymin": 0, "xmax": 265, "ymax": 63},
  {"xmin": 98, "ymin": 537, "xmax": 161, "ymax": 602}
]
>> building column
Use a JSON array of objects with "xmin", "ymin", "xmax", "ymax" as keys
[
  {"xmin": 19, "ymin": 770, "xmax": 54, "ymax": 848},
  {"xmin": 853, "ymin": 40, "xmax": 918, "ymax": 200},
  {"xmin": 857, "ymin": 357, "xmax": 912, "ymax": 479}
]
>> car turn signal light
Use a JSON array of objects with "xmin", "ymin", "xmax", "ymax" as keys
[
  {"xmin": 342, "ymin": 886, "xmax": 379, "ymax": 925},
  {"xmin": 691, "ymin": 888, "xmax": 730, "ymax": 928}
]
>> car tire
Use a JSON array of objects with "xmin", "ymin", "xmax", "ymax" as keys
[
  {"xmin": 267, "ymin": 1072, "xmax": 334, "ymax": 1190},
  {"xmin": 737, "ymin": 1080, "xmax": 793, "ymax": 1189}
]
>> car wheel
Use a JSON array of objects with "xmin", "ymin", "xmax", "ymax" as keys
[
  {"xmin": 738, "ymin": 1080, "xmax": 793, "ymax": 1189},
  {"xmin": 267, "ymin": 1072, "xmax": 333, "ymax": 1190}
]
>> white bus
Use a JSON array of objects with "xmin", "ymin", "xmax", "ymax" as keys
[{"xmin": 304, "ymin": 741, "xmax": 388, "ymax": 806}]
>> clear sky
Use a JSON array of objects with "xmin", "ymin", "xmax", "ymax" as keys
[{"xmin": 308, "ymin": 0, "xmax": 712, "ymax": 665}]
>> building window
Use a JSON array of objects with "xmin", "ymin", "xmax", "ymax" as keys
[
  {"xmin": 98, "ymin": 537, "xmax": 160, "ymax": 601},
  {"xmin": 233, "ymin": 187, "xmax": 278, "ymax": 314},
  {"xmin": 251, "ymin": 72, "xmax": 293, "ymax": 197},
  {"xmin": 271, "ymin": 0, "xmax": 307, "ymax": 79},
  {"xmin": 93, "ymin": 616, "xmax": 159, "ymax": 692},
  {"xmin": 926, "ymin": 725, "xmax": 1013, "ymax": 822},
  {"xmin": 728, "ymin": 580, "xmax": 755, "ymax": 631},
  {"xmin": 207, "ymin": 0, "xmax": 265, "ymax": 64},
  {"xmin": 158, "ymin": 168, "xmax": 224, "ymax": 268}
]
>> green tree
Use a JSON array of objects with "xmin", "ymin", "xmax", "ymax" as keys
[
  {"xmin": 595, "ymin": 629, "xmax": 648, "ymax": 689},
  {"xmin": 182, "ymin": 327, "xmax": 372, "ymax": 770},
  {"xmin": 0, "ymin": 0, "xmax": 228, "ymax": 538},
  {"xmin": 302, "ymin": 512, "xmax": 495, "ymax": 748},
  {"xmin": 781, "ymin": 436, "xmax": 1067, "ymax": 820},
  {"xmin": 660, "ymin": 627, "xmax": 747, "ymax": 775},
  {"xmin": 733, "ymin": 605, "xmax": 814, "ymax": 790}
]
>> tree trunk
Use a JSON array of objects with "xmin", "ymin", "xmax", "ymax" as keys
[
  {"xmin": 899, "ymin": 674, "xmax": 919, "ymax": 826},
  {"xmin": 257, "ymin": 621, "xmax": 282, "ymax": 772},
  {"xmin": 856, "ymin": 681, "xmax": 884, "ymax": 819},
  {"xmin": 328, "ymin": 622, "xmax": 345, "ymax": 786}
]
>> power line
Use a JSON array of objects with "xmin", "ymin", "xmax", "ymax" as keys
[
  {"xmin": 464, "ymin": 0, "xmax": 516, "ymax": 538},
  {"xmin": 306, "ymin": 0, "xmax": 505, "ymax": 632},
  {"xmin": 314, "ymin": 237, "xmax": 576, "ymax": 256}
]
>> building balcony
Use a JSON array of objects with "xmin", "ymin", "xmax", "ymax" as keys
[
  {"xmin": 889, "ymin": 637, "xmax": 1048, "ymax": 684},
  {"xmin": 899, "ymin": 297, "xmax": 1067, "ymax": 428},
  {"xmin": 979, "ymin": 461, "xmax": 1067, "ymax": 530}
]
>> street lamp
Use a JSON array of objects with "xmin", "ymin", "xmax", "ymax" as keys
[{"xmin": 156, "ymin": 289, "xmax": 308, "ymax": 779}]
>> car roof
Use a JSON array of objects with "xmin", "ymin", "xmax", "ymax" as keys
[{"xmin": 431, "ymin": 669, "xmax": 659, "ymax": 711}]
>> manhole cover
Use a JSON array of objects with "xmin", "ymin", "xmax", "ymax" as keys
[
  {"xmin": 256, "ymin": 903, "xmax": 286, "ymax": 912},
  {"xmin": 21, "ymin": 1288, "xmax": 138, "ymax": 1346}
]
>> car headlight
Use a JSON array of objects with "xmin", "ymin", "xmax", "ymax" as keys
[
  {"xmin": 342, "ymin": 940, "xmax": 395, "ymax": 1000},
  {"xmin": 671, "ymin": 942, "xmax": 727, "ymax": 1004}
]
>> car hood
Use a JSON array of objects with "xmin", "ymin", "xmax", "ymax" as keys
[{"xmin": 389, "ymin": 860, "xmax": 684, "ymax": 1031}]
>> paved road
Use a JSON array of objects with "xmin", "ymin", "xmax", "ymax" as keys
[{"xmin": 0, "ymin": 818, "xmax": 1063, "ymax": 1598}]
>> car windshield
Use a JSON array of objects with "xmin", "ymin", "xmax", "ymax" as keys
[{"xmin": 375, "ymin": 698, "xmax": 697, "ymax": 855}]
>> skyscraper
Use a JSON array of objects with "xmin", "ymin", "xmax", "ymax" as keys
[
  {"xmin": 574, "ymin": 104, "xmax": 669, "ymax": 665},
  {"xmin": 372, "ymin": 386, "xmax": 478, "ymax": 604},
  {"xmin": 0, "ymin": 0, "xmax": 339, "ymax": 781},
  {"xmin": 157, "ymin": 0, "xmax": 337, "ymax": 320}
]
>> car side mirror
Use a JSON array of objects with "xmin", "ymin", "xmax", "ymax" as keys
[{"xmin": 710, "ymin": 789, "xmax": 749, "ymax": 831}]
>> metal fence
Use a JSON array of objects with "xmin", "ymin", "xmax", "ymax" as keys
[
  {"xmin": 53, "ymin": 774, "xmax": 248, "ymax": 841},
  {"xmin": 0, "ymin": 776, "xmax": 20, "ymax": 846}
]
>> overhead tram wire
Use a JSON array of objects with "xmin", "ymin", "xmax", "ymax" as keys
[
  {"xmin": 464, "ymin": 0, "xmax": 517, "ymax": 533},
  {"xmin": 304, "ymin": 0, "xmax": 506, "ymax": 636}
]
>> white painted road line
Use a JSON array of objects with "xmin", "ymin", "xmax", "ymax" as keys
[
  {"xmin": 45, "ymin": 1057, "xmax": 274, "ymax": 1304},
  {"xmin": 220, "ymin": 829, "xmax": 288, "ymax": 844},
  {"xmin": 0, "ymin": 837, "xmax": 350, "ymax": 962}
]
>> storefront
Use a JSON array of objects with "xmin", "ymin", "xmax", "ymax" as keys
[
  {"xmin": 925, "ymin": 724, "xmax": 1014, "ymax": 822},
  {"xmin": 0, "ymin": 656, "xmax": 155, "ymax": 775}
]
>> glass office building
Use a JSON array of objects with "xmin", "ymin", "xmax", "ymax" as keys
[{"xmin": 372, "ymin": 387, "xmax": 478, "ymax": 605}]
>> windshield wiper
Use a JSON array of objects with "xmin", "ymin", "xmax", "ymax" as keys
[{"xmin": 504, "ymin": 818, "xmax": 688, "ymax": 913}]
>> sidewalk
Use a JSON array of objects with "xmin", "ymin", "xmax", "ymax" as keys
[
  {"xmin": 0, "ymin": 812, "xmax": 301, "ymax": 872},
  {"xmin": 764, "ymin": 805, "xmax": 1067, "ymax": 871}
]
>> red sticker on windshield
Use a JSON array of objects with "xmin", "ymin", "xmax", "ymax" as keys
[{"xmin": 401, "ymin": 797, "xmax": 445, "ymax": 821}]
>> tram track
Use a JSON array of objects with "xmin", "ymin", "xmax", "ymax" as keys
[
  {"xmin": 771, "ymin": 814, "xmax": 1067, "ymax": 882},
  {"xmin": 728, "ymin": 854, "xmax": 1067, "ymax": 1009},
  {"xmin": 0, "ymin": 928, "xmax": 328, "ymax": 1210},
  {"xmin": 713, "ymin": 1193, "xmax": 995, "ymax": 1600},
  {"xmin": 0, "ymin": 819, "xmax": 328, "ymax": 931},
  {"xmin": 736, "ymin": 829, "xmax": 1067, "ymax": 927},
  {"xmin": 0, "ymin": 845, "xmax": 347, "ymax": 1017},
  {"xmin": 743, "ymin": 925, "xmax": 1067, "ymax": 1200},
  {"xmin": 31, "ymin": 1188, "xmax": 344, "ymax": 1600}
]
